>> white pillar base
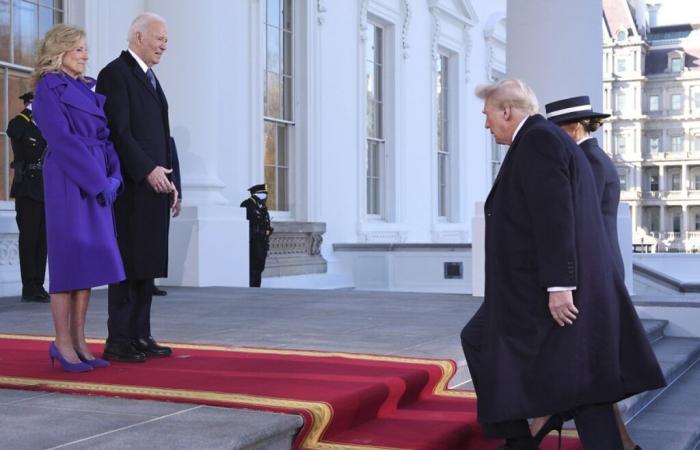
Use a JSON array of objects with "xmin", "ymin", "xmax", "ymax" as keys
[
  {"xmin": 163, "ymin": 205, "xmax": 249, "ymax": 287},
  {"xmin": 471, "ymin": 202, "xmax": 485, "ymax": 297}
]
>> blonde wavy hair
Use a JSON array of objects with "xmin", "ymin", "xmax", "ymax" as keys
[{"xmin": 32, "ymin": 24, "xmax": 86, "ymax": 88}]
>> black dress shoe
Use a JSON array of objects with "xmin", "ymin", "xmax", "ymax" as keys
[
  {"xmin": 103, "ymin": 341, "xmax": 146, "ymax": 362},
  {"xmin": 21, "ymin": 289, "xmax": 50, "ymax": 303},
  {"xmin": 152, "ymin": 286, "xmax": 167, "ymax": 296},
  {"xmin": 38, "ymin": 287, "xmax": 50, "ymax": 299},
  {"xmin": 133, "ymin": 337, "xmax": 172, "ymax": 357}
]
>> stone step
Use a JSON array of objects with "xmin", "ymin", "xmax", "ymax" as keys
[
  {"xmin": 618, "ymin": 336, "xmax": 700, "ymax": 421},
  {"xmin": 627, "ymin": 360, "xmax": 700, "ymax": 450},
  {"xmin": 641, "ymin": 318, "xmax": 669, "ymax": 344}
]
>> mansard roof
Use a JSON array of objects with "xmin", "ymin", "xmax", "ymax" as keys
[
  {"xmin": 603, "ymin": 0, "xmax": 638, "ymax": 38},
  {"xmin": 645, "ymin": 47, "xmax": 700, "ymax": 74}
]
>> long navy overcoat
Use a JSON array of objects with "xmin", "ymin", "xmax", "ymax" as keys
[{"xmin": 476, "ymin": 115, "xmax": 665, "ymax": 423}]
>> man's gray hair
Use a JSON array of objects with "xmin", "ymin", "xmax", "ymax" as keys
[
  {"xmin": 128, "ymin": 12, "xmax": 166, "ymax": 43},
  {"xmin": 475, "ymin": 79, "xmax": 539, "ymax": 115}
]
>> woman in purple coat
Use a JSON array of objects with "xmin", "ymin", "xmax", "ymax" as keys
[{"xmin": 32, "ymin": 24, "xmax": 125, "ymax": 372}]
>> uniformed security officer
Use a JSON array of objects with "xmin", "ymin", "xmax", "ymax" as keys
[
  {"xmin": 6, "ymin": 92, "xmax": 49, "ymax": 302},
  {"xmin": 240, "ymin": 184, "xmax": 274, "ymax": 287}
]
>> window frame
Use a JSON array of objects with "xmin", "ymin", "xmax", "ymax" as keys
[{"xmin": 262, "ymin": 0, "xmax": 294, "ymax": 213}]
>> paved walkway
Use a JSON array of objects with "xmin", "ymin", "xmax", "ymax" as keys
[{"xmin": 0, "ymin": 287, "xmax": 479, "ymax": 449}]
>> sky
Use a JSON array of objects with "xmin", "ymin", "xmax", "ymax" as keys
[{"xmin": 652, "ymin": 0, "xmax": 700, "ymax": 26}]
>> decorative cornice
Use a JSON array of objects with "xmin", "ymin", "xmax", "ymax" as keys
[
  {"xmin": 401, "ymin": 0, "xmax": 412, "ymax": 59},
  {"xmin": 317, "ymin": 0, "xmax": 327, "ymax": 26}
]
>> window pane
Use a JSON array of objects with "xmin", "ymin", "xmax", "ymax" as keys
[
  {"xmin": 282, "ymin": 30, "xmax": 292, "ymax": 77},
  {"xmin": 266, "ymin": 27, "xmax": 280, "ymax": 73},
  {"xmin": 53, "ymin": 1, "xmax": 63, "ymax": 10},
  {"xmin": 695, "ymin": 93, "xmax": 700, "ymax": 108},
  {"xmin": 0, "ymin": 0, "xmax": 9, "ymax": 61},
  {"xmin": 277, "ymin": 166, "xmax": 288, "ymax": 210},
  {"xmin": 264, "ymin": 165, "xmax": 277, "ymax": 211},
  {"xmin": 650, "ymin": 137, "xmax": 659, "ymax": 152},
  {"xmin": 365, "ymin": 25, "xmax": 375, "ymax": 64},
  {"xmin": 277, "ymin": 124, "xmax": 287, "ymax": 166},
  {"xmin": 282, "ymin": 0, "xmax": 292, "ymax": 32},
  {"xmin": 9, "ymin": 70, "xmax": 31, "ymax": 117},
  {"xmin": 283, "ymin": 75, "xmax": 292, "ymax": 120},
  {"xmin": 672, "ymin": 57, "xmax": 682, "ymax": 72},
  {"xmin": 672, "ymin": 94, "xmax": 682, "ymax": 110},
  {"xmin": 39, "ymin": 6, "xmax": 53, "ymax": 37},
  {"xmin": 264, "ymin": 122, "xmax": 276, "ymax": 166},
  {"xmin": 39, "ymin": 0, "xmax": 53, "ymax": 7},
  {"xmin": 373, "ymin": 27, "xmax": 382, "ymax": 62},
  {"xmin": 266, "ymin": 0, "xmax": 280, "ymax": 29},
  {"xmin": 649, "ymin": 95, "xmax": 659, "ymax": 111},
  {"xmin": 14, "ymin": 0, "xmax": 38, "ymax": 67},
  {"xmin": 265, "ymin": 71, "xmax": 281, "ymax": 117}
]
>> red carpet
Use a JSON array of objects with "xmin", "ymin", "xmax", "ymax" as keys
[{"xmin": 0, "ymin": 334, "xmax": 581, "ymax": 450}]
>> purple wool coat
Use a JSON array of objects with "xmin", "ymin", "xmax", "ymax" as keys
[{"xmin": 32, "ymin": 72, "xmax": 125, "ymax": 293}]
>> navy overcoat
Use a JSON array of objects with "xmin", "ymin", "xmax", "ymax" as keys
[
  {"xmin": 96, "ymin": 51, "xmax": 173, "ymax": 280},
  {"xmin": 476, "ymin": 115, "xmax": 665, "ymax": 423}
]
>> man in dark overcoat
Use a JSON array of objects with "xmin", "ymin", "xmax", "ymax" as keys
[
  {"xmin": 460, "ymin": 79, "xmax": 665, "ymax": 450},
  {"xmin": 97, "ymin": 12, "xmax": 178, "ymax": 362},
  {"xmin": 6, "ymin": 92, "xmax": 49, "ymax": 302},
  {"xmin": 240, "ymin": 184, "xmax": 274, "ymax": 287}
]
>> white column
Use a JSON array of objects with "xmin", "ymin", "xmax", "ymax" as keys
[
  {"xmin": 144, "ymin": 0, "xmax": 249, "ymax": 286},
  {"xmin": 660, "ymin": 205, "xmax": 666, "ymax": 235},
  {"xmin": 682, "ymin": 204, "xmax": 689, "ymax": 241},
  {"xmin": 683, "ymin": 164, "xmax": 689, "ymax": 192},
  {"xmin": 659, "ymin": 165, "xmax": 666, "ymax": 192},
  {"xmin": 506, "ymin": 0, "xmax": 602, "ymax": 109}
]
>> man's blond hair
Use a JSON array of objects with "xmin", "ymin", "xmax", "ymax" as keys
[{"xmin": 475, "ymin": 79, "xmax": 539, "ymax": 114}]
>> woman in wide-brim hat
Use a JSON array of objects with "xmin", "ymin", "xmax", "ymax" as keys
[{"xmin": 530, "ymin": 96, "xmax": 641, "ymax": 450}]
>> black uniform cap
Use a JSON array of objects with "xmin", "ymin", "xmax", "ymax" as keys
[
  {"xmin": 19, "ymin": 92, "xmax": 34, "ymax": 104},
  {"xmin": 248, "ymin": 184, "xmax": 267, "ymax": 194}
]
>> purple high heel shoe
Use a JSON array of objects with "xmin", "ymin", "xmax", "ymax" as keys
[
  {"xmin": 49, "ymin": 343, "xmax": 93, "ymax": 373},
  {"xmin": 75, "ymin": 349, "xmax": 111, "ymax": 368}
]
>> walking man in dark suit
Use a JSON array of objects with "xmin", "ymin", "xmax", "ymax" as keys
[
  {"xmin": 6, "ymin": 92, "xmax": 49, "ymax": 303},
  {"xmin": 460, "ymin": 80, "xmax": 665, "ymax": 449},
  {"xmin": 97, "ymin": 12, "xmax": 178, "ymax": 362}
]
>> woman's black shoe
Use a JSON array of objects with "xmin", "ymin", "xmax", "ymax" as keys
[{"xmin": 532, "ymin": 414, "xmax": 563, "ymax": 449}]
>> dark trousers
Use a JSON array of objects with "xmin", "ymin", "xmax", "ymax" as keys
[
  {"xmin": 15, "ymin": 197, "xmax": 47, "ymax": 294},
  {"xmin": 107, "ymin": 279, "xmax": 153, "ymax": 343},
  {"xmin": 461, "ymin": 304, "xmax": 623, "ymax": 448},
  {"xmin": 249, "ymin": 240, "xmax": 267, "ymax": 288}
]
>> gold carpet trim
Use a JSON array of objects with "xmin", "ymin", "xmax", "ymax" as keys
[{"xmin": 0, "ymin": 334, "xmax": 577, "ymax": 445}]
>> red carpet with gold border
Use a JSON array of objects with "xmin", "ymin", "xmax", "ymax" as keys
[{"xmin": 0, "ymin": 334, "xmax": 581, "ymax": 450}]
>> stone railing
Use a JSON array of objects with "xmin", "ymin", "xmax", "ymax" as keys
[{"xmin": 263, "ymin": 221, "xmax": 327, "ymax": 277}]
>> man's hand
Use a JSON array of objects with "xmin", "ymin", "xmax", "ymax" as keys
[
  {"xmin": 548, "ymin": 290, "xmax": 578, "ymax": 327},
  {"xmin": 170, "ymin": 182, "xmax": 180, "ymax": 217},
  {"xmin": 146, "ymin": 166, "xmax": 173, "ymax": 193}
]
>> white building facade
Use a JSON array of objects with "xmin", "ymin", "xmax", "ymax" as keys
[
  {"xmin": 0, "ymin": 0, "xmax": 510, "ymax": 293},
  {"xmin": 603, "ymin": 0, "xmax": 700, "ymax": 252}
]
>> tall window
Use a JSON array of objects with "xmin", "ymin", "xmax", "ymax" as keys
[
  {"xmin": 649, "ymin": 137, "xmax": 659, "ymax": 153},
  {"xmin": 671, "ymin": 173, "xmax": 681, "ymax": 191},
  {"xmin": 671, "ymin": 135, "xmax": 683, "ymax": 152},
  {"xmin": 695, "ymin": 135, "xmax": 700, "ymax": 152},
  {"xmin": 673, "ymin": 212, "xmax": 681, "ymax": 233},
  {"xmin": 695, "ymin": 214, "xmax": 700, "ymax": 231},
  {"xmin": 616, "ymin": 134, "xmax": 627, "ymax": 154},
  {"xmin": 695, "ymin": 175, "xmax": 700, "ymax": 190},
  {"xmin": 695, "ymin": 92, "xmax": 700, "ymax": 109},
  {"xmin": 263, "ymin": 0, "xmax": 293, "ymax": 211},
  {"xmin": 365, "ymin": 23, "xmax": 384, "ymax": 216},
  {"xmin": 650, "ymin": 175, "xmax": 659, "ymax": 191},
  {"xmin": 649, "ymin": 95, "xmax": 659, "ymax": 112},
  {"xmin": 671, "ymin": 57, "xmax": 682, "ymax": 72},
  {"xmin": 619, "ymin": 172, "xmax": 627, "ymax": 191},
  {"xmin": 436, "ymin": 54, "xmax": 449, "ymax": 217},
  {"xmin": 616, "ymin": 92, "xmax": 626, "ymax": 113},
  {"xmin": 1, "ymin": 0, "xmax": 63, "ymax": 200},
  {"xmin": 616, "ymin": 57, "xmax": 627, "ymax": 73},
  {"xmin": 671, "ymin": 94, "xmax": 682, "ymax": 111}
]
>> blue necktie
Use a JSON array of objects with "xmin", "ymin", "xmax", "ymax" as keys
[{"xmin": 146, "ymin": 68, "xmax": 157, "ymax": 91}]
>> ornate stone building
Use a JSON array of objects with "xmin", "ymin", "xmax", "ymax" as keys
[{"xmin": 603, "ymin": 0, "xmax": 700, "ymax": 252}]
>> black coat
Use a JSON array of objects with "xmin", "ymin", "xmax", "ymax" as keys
[
  {"xmin": 579, "ymin": 137, "xmax": 623, "ymax": 277},
  {"xmin": 479, "ymin": 115, "xmax": 664, "ymax": 423},
  {"xmin": 6, "ymin": 109, "xmax": 45, "ymax": 201},
  {"xmin": 96, "ymin": 51, "xmax": 173, "ymax": 280}
]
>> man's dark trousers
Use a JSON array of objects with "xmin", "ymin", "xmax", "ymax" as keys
[
  {"xmin": 107, "ymin": 279, "xmax": 153, "ymax": 342},
  {"xmin": 15, "ymin": 197, "xmax": 47, "ymax": 294}
]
